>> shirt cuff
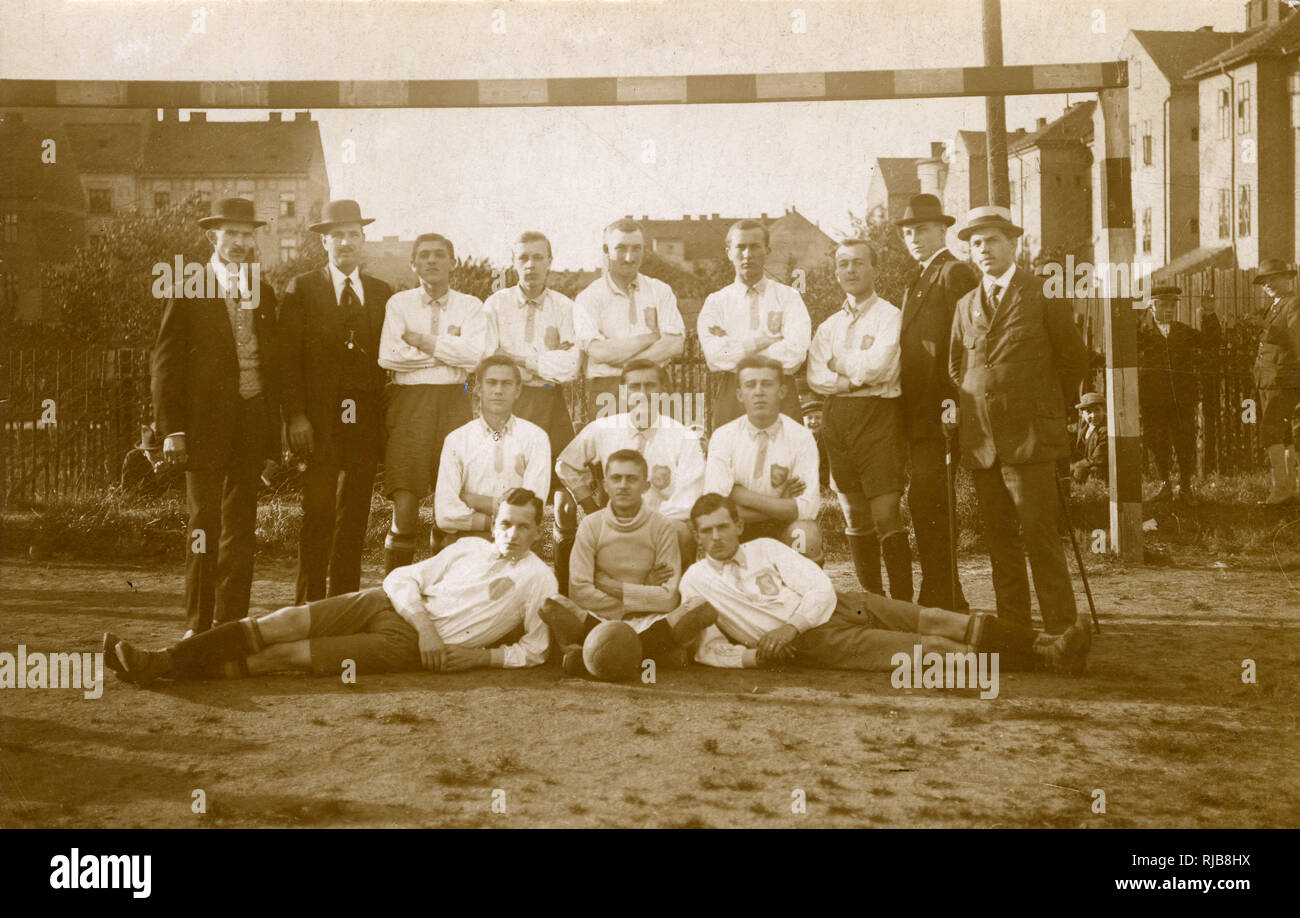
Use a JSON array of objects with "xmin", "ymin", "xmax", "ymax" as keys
[
  {"xmin": 489, "ymin": 647, "xmax": 506, "ymax": 668},
  {"xmin": 742, "ymin": 648, "xmax": 759, "ymax": 668},
  {"xmin": 789, "ymin": 613, "xmax": 819, "ymax": 635}
]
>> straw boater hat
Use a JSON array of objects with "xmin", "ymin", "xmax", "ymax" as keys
[
  {"xmin": 956, "ymin": 205, "xmax": 1023, "ymax": 242},
  {"xmin": 308, "ymin": 199, "xmax": 376, "ymax": 234},
  {"xmin": 1150, "ymin": 284, "xmax": 1181, "ymax": 302},
  {"xmin": 1075, "ymin": 392, "xmax": 1105, "ymax": 411},
  {"xmin": 1252, "ymin": 258, "xmax": 1295, "ymax": 285},
  {"xmin": 895, "ymin": 193, "xmax": 955, "ymax": 228},
  {"xmin": 197, "ymin": 197, "xmax": 266, "ymax": 230}
]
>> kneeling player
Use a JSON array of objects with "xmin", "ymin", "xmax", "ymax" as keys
[
  {"xmin": 106, "ymin": 490, "xmax": 558, "ymax": 684},
  {"xmin": 704, "ymin": 355, "xmax": 822, "ymax": 562},
  {"xmin": 681, "ymin": 494, "xmax": 1088, "ymax": 673},
  {"xmin": 543, "ymin": 449, "xmax": 715, "ymax": 676}
]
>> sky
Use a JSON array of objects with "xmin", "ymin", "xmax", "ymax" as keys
[{"xmin": 3, "ymin": 0, "xmax": 1247, "ymax": 267}]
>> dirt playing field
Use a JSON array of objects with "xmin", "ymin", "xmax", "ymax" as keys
[{"xmin": 2, "ymin": 554, "xmax": 1298, "ymax": 829}]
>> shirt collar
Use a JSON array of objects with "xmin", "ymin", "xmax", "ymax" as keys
[
  {"xmin": 707, "ymin": 545, "xmax": 747, "ymax": 574},
  {"xmin": 984, "ymin": 263, "xmax": 1017, "ymax": 294},
  {"xmin": 421, "ymin": 285, "xmax": 449, "ymax": 308},
  {"xmin": 604, "ymin": 272, "xmax": 639, "ymax": 297},
  {"xmin": 480, "ymin": 415, "xmax": 515, "ymax": 438},
  {"xmin": 920, "ymin": 247, "xmax": 949, "ymax": 271},
  {"xmin": 743, "ymin": 414, "xmax": 782, "ymax": 439},
  {"xmin": 735, "ymin": 276, "xmax": 767, "ymax": 296},
  {"xmin": 842, "ymin": 292, "xmax": 879, "ymax": 318},
  {"xmin": 516, "ymin": 285, "xmax": 547, "ymax": 308},
  {"xmin": 328, "ymin": 262, "xmax": 363, "ymax": 298}
]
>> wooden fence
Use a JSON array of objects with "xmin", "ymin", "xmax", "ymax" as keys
[{"xmin": 3, "ymin": 347, "xmax": 151, "ymax": 505}]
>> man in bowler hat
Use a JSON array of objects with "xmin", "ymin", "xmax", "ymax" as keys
[
  {"xmin": 278, "ymin": 200, "xmax": 394, "ymax": 603},
  {"xmin": 152, "ymin": 197, "xmax": 279, "ymax": 636}
]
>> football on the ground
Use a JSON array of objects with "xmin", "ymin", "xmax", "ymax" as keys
[{"xmin": 582, "ymin": 621, "xmax": 643, "ymax": 682}]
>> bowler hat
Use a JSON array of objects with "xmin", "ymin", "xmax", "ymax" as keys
[
  {"xmin": 309, "ymin": 199, "xmax": 375, "ymax": 234},
  {"xmin": 956, "ymin": 205, "xmax": 1023, "ymax": 242},
  {"xmin": 896, "ymin": 193, "xmax": 955, "ymax": 228},
  {"xmin": 1252, "ymin": 258, "xmax": 1295, "ymax": 285},
  {"xmin": 197, "ymin": 197, "xmax": 266, "ymax": 229},
  {"xmin": 1150, "ymin": 284, "xmax": 1181, "ymax": 300},
  {"xmin": 1075, "ymin": 392, "xmax": 1105, "ymax": 411}
]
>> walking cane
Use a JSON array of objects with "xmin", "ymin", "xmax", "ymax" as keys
[
  {"xmin": 943, "ymin": 426, "xmax": 959, "ymax": 608},
  {"xmin": 1055, "ymin": 475, "xmax": 1101, "ymax": 633}
]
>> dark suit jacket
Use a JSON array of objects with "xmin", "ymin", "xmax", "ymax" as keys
[
  {"xmin": 1138, "ymin": 320, "xmax": 1200, "ymax": 412},
  {"xmin": 1071, "ymin": 423, "xmax": 1109, "ymax": 483},
  {"xmin": 900, "ymin": 249, "xmax": 978, "ymax": 440},
  {"xmin": 277, "ymin": 266, "xmax": 393, "ymax": 465},
  {"xmin": 1254, "ymin": 294, "xmax": 1300, "ymax": 391},
  {"xmin": 948, "ymin": 267, "xmax": 1088, "ymax": 470},
  {"xmin": 151, "ymin": 272, "xmax": 280, "ymax": 471}
]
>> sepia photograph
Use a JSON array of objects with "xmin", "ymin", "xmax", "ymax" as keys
[{"xmin": 0, "ymin": 0, "xmax": 1296, "ymax": 885}]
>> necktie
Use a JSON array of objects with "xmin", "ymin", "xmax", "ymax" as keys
[
  {"xmin": 523, "ymin": 297, "xmax": 539, "ymax": 343},
  {"xmin": 746, "ymin": 286, "xmax": 760, "ymax": 331},
  {"xmin": 633, "ymin": 428, "xmax": 648, "ymax": 456},
  {"xmin": 341, "ymin": 277, "xmax": 363, "ymax": 351},
  {"xmin": 752, "ymin": 429, "xmax": 770, "ymax": 483},
  {"xmin": 626, "ymin": 284, "xmax": 638, "ymax": 327},
  {"xmin": 428, "ymin": 293, "xmax": 441, "ymax": 336}
]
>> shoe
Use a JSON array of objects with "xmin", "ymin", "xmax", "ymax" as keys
[
  {"xmin": 560, "ymin": 645, "xmax": 589, "ymax": 678},
  {"xmin": 1032, "ymin": 624, "xmax": 1091, "ymax": 675},
  {"xmin": 102, "ymin": 632, "xmax": 124, "ymax": 675},
  {"xmin": 965, "ymin": 613, "xmax": 1041, "ymax": 671},
  {"xmin": 541, "ymin": 596, "xmax": 589, "ymax": 646},
  {"xmin": 115, "ymin": 640, "xmax": 173, "ymax": 687},
  {"xmin": 669, "ymin": 600, "xmax": 717, "ymax": 645}
]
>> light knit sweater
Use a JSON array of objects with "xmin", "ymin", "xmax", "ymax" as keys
[{"xmin": 569, "ymin": 503, "xmax": 681, "ymax": 619}]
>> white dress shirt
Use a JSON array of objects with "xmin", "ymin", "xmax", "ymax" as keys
[
  {"xmin": 434, "ymin": 415, "xmax": 551, "ymax": 532},
  {"xmin": 981, "ymin": 263, "xmax": 1018, "ymax": 304},
  {"xmin": 696, "ymin": 277, "xmax": 812, "ymax": 373},
  {"xmin": 679, "ymin": 538, "xmax": 837, "ymax": 668},
  {"xmin": 555, "ymin": 412, "xmax": 705, "ymax": 522},
  {"xmin": 327, "ymin": 261, "xmax": 365, "ymax": 305},
  {"xmin": 806, "ymin": 294, "xmax": 902, "ymax": 398},
  {"xmin": 382, "ymin": 537, "xmax": 557, "ymax": 668},
  {"xmin": 573, "ymin": 273, "xmax": 685, "ymax": 379},
  {"xmin": 379, "ymin": 286, "xmax": 489, "ymax": 385},
  {"xmin": 484, "ymin": 285, "xmax": 581, "ymax": 387},
  {"xmin": 704, "ymin": 413, "xmax": 820, "ymax": 521}
]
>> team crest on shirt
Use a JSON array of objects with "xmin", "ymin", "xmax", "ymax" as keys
[
  {"xmin": 755, "ymin": 571, "xmax": 780, "ymax": 597},
  {"xmin": 766, "ymin": 311, "xmax": 783, "ymax": 334},
  {"xmin": 515, "ymin": 454, "xmax": 527, "ymax": 477},
  {"xmin": 489, "ymin": 577, "xmax": 514, "ymax": 600},
  {"xmin": 860, "ymin": 334, "xmax": 875, "ymax": 350},
  {"xmin": 769, "ymin": 464, "xmax": 789, "ymax": 489},
  {"xmin": 651, "ymin": 465, "xmax": 672, "ymax": 491}
]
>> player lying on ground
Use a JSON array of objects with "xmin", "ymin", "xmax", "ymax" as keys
[
  {"xmin": 104, "ymin": 489, "xmax": 558, "ymax": 685},
  {"xmin": 541, "ymin": 449, "xmax": 717, "ymax": 677},
  {"xmin": 681, "ymin": 494, "xmax": 1089, "ymax": 673}
]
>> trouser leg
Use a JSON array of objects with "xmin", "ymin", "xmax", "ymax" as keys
[
  {"xmin": 214, "ymin": 454, "xmax": 260, "ymax": 626},
  {"xmin": 552, "ymin": 489, "xmax": 578, "ymax": 596},
  {"xmin": 330, "ymin": 456, "xmax": 377, "ymax": 596},
  {"xmin": 1002, "ymin": 460, "xmax": 1078, "ymax": 635},
  {"xmin": 184, "ymin": 470, "xmax": 223, "ymax": 634},
  {"xmin": 297, "ymin": 460, "xmax": 337, "ymax": 604},
  {"xmin": 971, "ymin": 462, "xmax": 1032, "ymax": 629},
  {"xmin": 907, "ymin": 436, "xmax": 964, "ymax": 609}
]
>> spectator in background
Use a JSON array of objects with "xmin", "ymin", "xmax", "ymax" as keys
[
  {"xmin": 119, "ymin": 425, "xmax": 181, "ymax": 497},
  {"xmin": 1138, "ymin": 285, "xmax": 1200, "ymax": 503},
  {"xmin": 1070, "ymin": 392, "xmax": 1108, "ymax": 486},
  {"xmin": 1252, "ymin": 259, "xmax": 1300, "ymax": 505}
]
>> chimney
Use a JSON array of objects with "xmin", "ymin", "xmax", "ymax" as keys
[
  {"xmin": 1244, "ymin": 0, "xmax": 1282, "ymax": 29},
  {"xmin": 698, "ymin": 214, "xmax": 708, "ymax": 220},
  {"xmin": 683, "ymin": 214, "xmax": 692, "ymax": 221},
  {"xmin": 760, "ymin": 212, "xmax": 768, "ymax": 220},
  {"xmin": 294, "ymin": 111, "xmax": 310, "ymax": 122},
  {"xmin": 930, "ymin": 141, "xmax": 946, "ymax": 158},
  {"xmin": 1036, "ymin": 117, "xmax": 1048, "ymax": 130},
  {"xmin": 190, "ymin": 112, "xmax": 207, "ymax": 123},
  {"xmin": 269, "ymin": 112, "xmax": 282, "ymax": 122},
  {"xmin": 1196, "ymin": 25, "xmax": 1215, "ymax": 32},
  {"xmin": 711, "ymin": 213, "xmax": 720, "ymax": 220}
]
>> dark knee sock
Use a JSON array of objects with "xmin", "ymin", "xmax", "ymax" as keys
[
  {"xmin": 847, "ymin": 533, "xmax": 883, "ymax": 594},
  {"xmin": 384, "ymin": 530, "xmax": 416, "ymax": 574},
  {"xmin": 881, "ymin": 532, "xmax": 914, "ymax": 602},
  {"xmin": 554, "ymin": 538, "xmax": 576, "ymax": 596},
  {"xmin": 168, "ymin": 621, "xmax": 255, "ymax": 678}
]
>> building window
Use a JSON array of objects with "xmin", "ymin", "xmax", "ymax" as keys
[
  {"xmin": 1218, "ymin": 89, "xmax": 1231, "ymax": 139},
  {"xmin": 1142, "ymin": 208, "xmax": 1152, "ymax": 254},
  {"xmin": 1218, "ymin": 188, "xmax": 1232, "ymax": 239},
  {"xmin": 1142, "ymin": 120, "xmax": 1153, "ymax": 166},
  {"xmin": 88, "ymin": 188, "xmax": 113, "ymax": 214},
  {"xmin": 235, "ymin": 181, "xmax": 255, "ymax": 201},
  {"xmin": 1132, "ymin": 58, "xmax": 1142, "ymax": 89},
  {"xmin": 1238, "ymin": 185, "xmax": 1252, "ymax": 237},
  {"xmin": 154, "ymin": 191, "xmax": 170, "ymax": 212},
  {"xmin": 1, "ymin": 271, "xmax": 17, "ymax": 308},
  {"xmin": 279, "ymin": 237, "xmax": 298, "ymax": 261},
  {"xmin": 1237, "ymin": 81, "xmax": 1251, "ymax": 134},
  {"xmin": 279, "ymin": 191, "xmax": 295, "ymax": 217},
  {"xmin": 193, "ymin": 181, "xmax": 212, "ymax": 206},
  {"xmin": 2, "ymin": 212, "xmax": 18, "ymax": 244}
]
